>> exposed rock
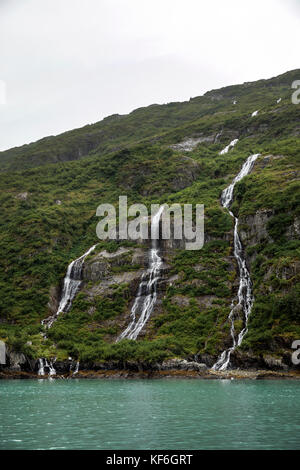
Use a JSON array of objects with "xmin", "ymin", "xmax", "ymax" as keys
[
  {"xmin": 231, "ymin": 304, "xmax": 243, "ymax": 320},
  {"xmin": 291, "ymin": 126, "xmax": 300, "ymax": 137},
  {"xmin": 171, "ymin": 295, "xmax": 190, "ymax": 307},
  {"xmin": 170, "ymin": 135, "xmax": 216, "ymax": 152},
  {"xmin": 82, "ymin": 247, "xmax": 143, "ymax": 282},
  {"xmin": 262, "ymin": 355, "xmax": 289, "ymax": 371},
  {"xmin": 195, "ymin": 295, "xmax": 217, "ymax": 309},
  {"xmin": 161, "ymin": 237, "xmax": 186, "ymax": 250},
  {"xmin": 285, "ymin": 216, "xmax": 300, "ymax": 240},
  {"xmin": 255, "ymin": 154, "xmax": 285, "ymax": 169},
  {"xmin": 131, "ymin": 248, "xmax": 147, "ymax": 266},
  {"xmin": 83, "ymin": 259, "xmax": 111, "ymax": 281},
  {"xmin": 7, "ymin": 350, "xmax": 27, "ymax": 371},
  {"xmin": 160, "ymin": 359, "xmax": 208, "ymax": 372},
  {"xmin": 276, "ymin": 261, "xmax": 300, "ymax": 281},
  {"xmin": 207, "ymin": 93, "xmax": 223, "ymax": 102},
  {"xmin": 167, "ymin": 274, "xmax": 180, "ymax": 288},
  {"xmin": 96, "ymin": 247, "xmax": 130, "ymax": 259},
  {"xmin": 47, "ymin": 285, "xmax": 60, "ymax": 315},
  {"xmin": 229, "ymin": 350, "xmax": 264, "ymax": 370},
  {"xmin": 83, "ymin": 270, "xmax": 144, "ymax": 298},
  {"xmin": 160, "ymin": 217, "xmax": 200, "ymax": 251},
  {"xmin": 196, "ymin": 354, "xmax": 216, "ymax": 368},
  {"xmin": 170, "ymin": 160, "xmax": 200, "ymax": 191},
  {"xmin": 239, "ymin": 209, "xmax": 274, "ymax": 247},
  {"xmin": 193, "ymin": 264, "xmax": 205, "ymax": 272},
  {"xmin": 15, "ymin": 191, "xmax": 29, "ymax": 200}
]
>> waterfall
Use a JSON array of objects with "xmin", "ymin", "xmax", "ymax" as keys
[
  {"xmin": 118, "ymin": 206, "xmax": 165, "ymax": 341},
  {"xmin": 38, "ymin": 358, "xmax": 56, "ymax": 377},
  {"xmin": 219, "ymin": 138, "xmax": 239, "ymax": 155},
  {"xmin": 38, "ymin": 358, "xmax": 45, "ymax": 376},
  {"xmin": 39, "ymin": 244, "xmax": 97, "ymax": 376},
  {"xmin": 73, "ymin": 361, "xmax": 80, "ymax": 376},
  {"xmin": 212, "ymin": 154, "xmax": 260, "ymax": 371},
  {"xmin": 42, "ymin": 244, "xmax": 97, "ymax": 328}
]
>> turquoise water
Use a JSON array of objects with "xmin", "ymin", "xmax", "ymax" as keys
[{"xmin": 0, "ymin": 379, "xmax": 299, "ymax": 450}]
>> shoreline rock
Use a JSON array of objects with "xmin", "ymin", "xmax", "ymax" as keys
[{"xmin": 1, "ymin": 367, "xmax": 300, "ymax": 381}]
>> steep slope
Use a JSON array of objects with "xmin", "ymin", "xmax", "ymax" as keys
[
  {"xmin": 0, "ymin": 69, "xmax": 299, "ymax": 172},
  {"xmin": 0, "ymin": 69, "xmax": 299, "ymax": 372}
]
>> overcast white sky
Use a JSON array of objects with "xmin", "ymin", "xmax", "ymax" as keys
[{"xmin": 0, "ymin": 0, "xmax": 299, "ymax": 151}]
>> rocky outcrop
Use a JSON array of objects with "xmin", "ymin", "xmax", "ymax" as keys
[
  {"xmin": 229, "ymin": 350, "xmax": 295, "ymax": 371},
  {"xmin": 170, "ymin": 135, "xmax": 216, "ymax": 152},
  {"xmin": 80, "ymin": 247, "xmax": 149, "ymax": 300},
  {"xmin": 15, "ymin": 191, "xmax": 29, "ymax": 200},
  {"xmin": 239, "ymin": 209, "xmax": 274, "ymax": 248},
  {"xmin": 285, "ymin": 216, "xmax": 300, "ymax": 240},
  {"xmin": 83, "ymin": 270, "xmax": 145, "ymax": 299},
  {"xmin": 8, "ymin": 351, "xmax": 27, "ymax": 371},
  {"xmin": 47, "ymin": 285, "xmax": 60, "ymax": 315},
  {"xmin": 262, "ymin": 355, "xmax": 289, "ymax": 371},
  {"xmin": 2, "ymin": 347, "xmax": 35, "ymax": 372},
  {"xmin": 255, "ymin": 154, "xmax": 285, "ymax": 169},
  {"xmin": 160, "ymin": 359, "xmax": 208, "ymax": 372},
  {"xmin": 82, "ymin": 247, "xmax": 146, "ymax": 282},
  {"xmin": 170, "ymin": 157, "xmax": 200, "ymax": 191}
]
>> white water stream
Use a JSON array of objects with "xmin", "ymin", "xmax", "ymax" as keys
[
  {"xmin": 118, "ymin": 206, "xmax": 165, "ymax": 341},
  {"xmin": 39, "ymin": 244, "xmax": 97, "ymax": 376},
  {"xmin": 73, "ymin": 361, "xmax": 80, "ymax": 376},
  {"xmin": 219, "ymin": 138, "xmax": 239, "ymax": 155},
  {"xmin": 42, "ymin": 244, "xmax": 97, "ymax": 329},
  {"xmin": 38, "ymin": 357, "xmax": 56, "ymax": 377},
  {"xmin": 212, "ymin": 154, "xmax": 260, "ymax": 371}
]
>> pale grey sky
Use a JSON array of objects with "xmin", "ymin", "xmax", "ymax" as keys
[{"xmin": 0, "ymin": 0, "xmax": 299, "ymax": 151}]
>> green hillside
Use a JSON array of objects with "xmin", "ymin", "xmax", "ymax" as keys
[{"xmin": 0, "ymin": 69, "xmax": 299, "ymax": 369}]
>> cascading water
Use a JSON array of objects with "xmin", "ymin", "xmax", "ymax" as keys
[
  {"xmin": 118, "ymin": 206, "xmax": 165, "ymax": 341},
  {"xmin": 39, "ymin": 244, "xmax": 97, "ymax": 376},
  {"xmin": 42, "ymin": 244, "xmax": 97, "ymax": 329},
  {"xmin": 219, "ymin": 138, "xmax": 239, "ymax": 155},
  {"xmin": 38, "ymin": 358, "xmax": 45, "ymax": 376},
  {"xmin": 38, "ymin": 358, "xmax": 56, "ymax": 377},
  {"xmin": 73, "ymin": 361, "xmax": 80, "ymax": 376},
  {"xmin": 212, "ymin": 154, "xmax": 260, "ymax": 371}
]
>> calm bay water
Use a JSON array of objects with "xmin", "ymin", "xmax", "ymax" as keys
[{"xmin": 0, "ymin": 379, "xmax": 299, "ymax": 450}]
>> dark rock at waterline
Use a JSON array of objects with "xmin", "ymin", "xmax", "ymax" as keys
[
  {"xmin": 0, "ymin": 346, "xmax": 34, "ymax": 372},
  {"xmin": 159, "ymin": 359, "xmax": 208, "ymax": 372},
  {"xmin": 195, "ymin": 354, "xmax": 216, "ymax": 368},
  {"xmin": 229, "ymin": 350, "xmax": 293, "ymax": 371},
  {"xmin": 0, "ymin": 344, "xmax": 298, "ymax": 376}
]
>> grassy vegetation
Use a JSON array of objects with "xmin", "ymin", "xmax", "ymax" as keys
[{"xmin": 0, "ymin": 69, "xmax": 299, "ymax": 365}]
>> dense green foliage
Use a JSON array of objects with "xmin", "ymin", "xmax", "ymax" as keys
[{"xmin": 0, "ymin": 69, "xmax": 299, "ymax": 365}]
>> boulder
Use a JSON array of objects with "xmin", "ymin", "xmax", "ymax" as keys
[
  {"xmin": 8, "ymin": 350, "xmax": 27, "ymax": 371},
  {"xmin": 160, "ymin": 358, "xmax": 208, "ymax": 372}
]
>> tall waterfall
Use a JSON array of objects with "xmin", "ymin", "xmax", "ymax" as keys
[
  {"xmin": 118, "ymin": 206, "xmax": 165, "ymax": 341},
  {"xmin": 42, "ymin": 244, "xmax": 97, "ymax": 329},
  {"xmin": 39, "ymin": 244, "xmax": 97, "ymax": 376},
  {"xmin": 212, "ymin": 154, "xmax": 260, "ymax": 371}
]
